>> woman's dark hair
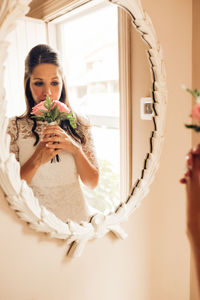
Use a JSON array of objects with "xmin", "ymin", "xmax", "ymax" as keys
[{"xmin": 17, "ymin": 44, "xmax": 88, "ymax": 146}]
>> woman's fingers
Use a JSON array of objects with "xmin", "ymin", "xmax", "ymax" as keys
[
  {"xmin": 49, "ymin": 148, "xmax": 62, "ymax": 157},
  {"xmin": 191, "ymin": 144, "xmax": 200, "ymax": 155},
  {"xmin": 41, "ymin": 126, "xmax": 78, "ymax": 155},
  {"xmin": 42, "ymin": 136, "xmax": 70, "ymax": 147},
  {"xmin": 180, "ymin": 170, "xmax": 192, "ymax": 184},
  {"xmin": 42, "ymin": 136, "xmax": 63, "ymax": 143},
  {"xmin": 42, "ymin": 130, "xmax": 68, "ymax": 141},
  {"xmin": 42, "ymin": 131, "xmax": 71, "ymax": 144},
  {"xmin": 186, "ymin": 152, "xmax": 193, "ymax": 170},
  {"xmin": 46, "ymin": 141, "xmax": 68, "ymax": 150},
  {"xmin": 33, "ymin": 141, "xmax": 63, "ymax": 165},
  {"xmin": 180, "ymin": 145, "xmax": 200, "ymax": 184},
  {"xmin": 42, "ymin": 125, "xmax": 64, "ymax": 136}
]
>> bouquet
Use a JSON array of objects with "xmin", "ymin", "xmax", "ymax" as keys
[
  {"xmin": 31, "ymin": 94, "xmax": 76, "ymax": 127},
  {"xmin": 180, "ymin": 87, "xmax": 200, "ymax": 184},
  {"xmin": 31, "ymin": 95, "xmax": 76, "ymax": 162},
  {"xmin": 183, "ymin": 86, "xmax": 200, "ymax": 132}
]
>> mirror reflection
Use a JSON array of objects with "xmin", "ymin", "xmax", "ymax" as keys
[
  {"xmin": 5, "ymin": 0, "xmax": 152, "ymax": 224},
  {"xmin": 7, "ymin": 43, "xmax": 100, "ymax": 224},
  {"xmin": 5, "ymin": 2, "xmax": 121, "ymax": 223}
]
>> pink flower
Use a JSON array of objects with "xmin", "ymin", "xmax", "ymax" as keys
[
  {"xmin": 31, "ymin": 101, "xmax": 47, "ymax": 115},
  {"xmin": 192, "ymin": 103, "xmax": 200, "ymax": 121},
  {"xmin": 52, "ymin": 100, "xmax": 70, "ymax": 114},
  {"xmin": 31, "ymin": 100, "xmax": 70, "ymax": 115}
]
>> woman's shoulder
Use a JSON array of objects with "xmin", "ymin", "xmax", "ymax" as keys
[
  {"xmin": 7, "ymin": 116, "xmax": 31, "ymax": 133},
  {"xmin": 10, "ymin": 115, "xmax": 31, "ymax": 125},
  {"xmin": 7, "ymin": 116, "xmax": 17, "ymax": 126}
]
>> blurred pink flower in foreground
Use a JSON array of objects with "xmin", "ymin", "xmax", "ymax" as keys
[{"xmin": 192, "ymin": 103, "xmax": 200, "ymax": 122}]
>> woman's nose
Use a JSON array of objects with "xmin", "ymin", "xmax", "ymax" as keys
[{"xmin": 43, "ymin": 85, "xmax": 52, "ymax": 96}]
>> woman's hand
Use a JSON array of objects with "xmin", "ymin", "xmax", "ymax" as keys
[
  {"xmin": 181, "ymin": 144, "xmax": 200, "ymax": 291},
  {"xmin": 41, "ymin": 125, "xmax": 80, "ymax": 156},
  {"xmin": 181, "ymin": 145, "xmax": 200, "ymax": 229},
  {"xmin": 42, "ymin": 124, "xmax": 99, "ymax": 189},
  {"xmin": 20, "ymin": 136, "xmax": 62, "ymax": 184},
  {"xmin": 31, "ymin": 139, "xmax": 62, "ymax": 166},
  {"xmin": 180, "ymin": 145, "xmax": 200, "ymax": 184}
]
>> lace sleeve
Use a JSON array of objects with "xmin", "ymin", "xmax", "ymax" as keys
[
  {"xmin": 7, "ymin": 117, "xmax": 19, "ymax": 161},
  {"xmin": 80, "ymin": 117, "xmax": 99, "ymax": 170}
]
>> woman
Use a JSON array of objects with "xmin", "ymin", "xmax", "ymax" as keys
[{"xmin": 7, "ymin": 44, "xmax": 99, "ymax": 223}]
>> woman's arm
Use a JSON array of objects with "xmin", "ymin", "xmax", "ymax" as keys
[
  {"xmin": 181, "ymin": 145, "xmax": 200, "ymax": 290},
  {"xmin": 7, "ymin": 117, "xmax": 20, "ymax": 161},
  {"xmin": 20, "ymin": 157, "xmax": 40, "ymax": 184},
  {"xmin": 73, "ymin": 146, "xmax": 99, "ymax": 189}
]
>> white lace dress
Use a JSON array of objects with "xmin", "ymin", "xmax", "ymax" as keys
[{"xmin": 7, "ymin": 116, "xmax": 98, "ymax": 224}]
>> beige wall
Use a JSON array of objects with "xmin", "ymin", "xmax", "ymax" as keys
[
  {"xmin": 0, "ymin": 0, "xmax": 192, "ymax": 299},
  {"xmin": 190, "ymin": 0, "xmax": 200, "ymax": 299}
]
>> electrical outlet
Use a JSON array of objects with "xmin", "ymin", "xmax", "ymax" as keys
[{"xmin": 140, "ymin": 97, "xmax": 153, "ymax": 120}]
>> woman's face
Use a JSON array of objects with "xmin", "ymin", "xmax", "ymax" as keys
[{"xmin": 29, "ymin": 63, "xmax": 63, "ymax": 104}]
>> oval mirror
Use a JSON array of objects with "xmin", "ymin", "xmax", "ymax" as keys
[{"xmin": 0, "ymin": 0, "xmax": 167, "ymax": 257}]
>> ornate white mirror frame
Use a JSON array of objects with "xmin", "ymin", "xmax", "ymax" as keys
[{"xmin": 0, "ymin": 0, "xmax": 167, "ymax": 258}]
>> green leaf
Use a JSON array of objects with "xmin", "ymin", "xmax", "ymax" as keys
[
  {"xmin": 69, "ymin": 119, "xmax": 77, "ymax": 129},
  {"xmin": 186, "ymin": 88, "xmax": 200, "ymax": 98},
  {"xmin": 59, "ymin": 112, "xmax": 67, "ymax": 117},
  {"xmin": 39, "ymin": 109, "xmax": 48, "ymax": 114},
  {"xmin": 54, "ymin": 109, "xmax": 60, "ymax": 119},
  {"xmin": 44, "ymin": 102, "xmax": 50, "ymax": 109},
  {"xmin": 46, "ymin": 94, "xmax": 51, "ymax": 103},
  {"xmin": 185, "ymin": 124, "xmax": 200, "ymax": 132},
  {"xmin": 51, "ymin": 106, "xmax": 57, "ymax": 119}
]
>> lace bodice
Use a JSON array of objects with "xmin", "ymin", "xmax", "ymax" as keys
[{"xmin": 7, "ymin": 116, "xmax": 98, "ymax": 223}]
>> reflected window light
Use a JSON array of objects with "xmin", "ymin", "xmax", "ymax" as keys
[{"xmin": 57, "ymin": 4, "xmax": 120, "ymax": 212}]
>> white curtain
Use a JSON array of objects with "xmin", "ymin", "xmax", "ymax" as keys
[{"xmin": 5, "ymin": 17, "xmax": 47, "ymax": 117}]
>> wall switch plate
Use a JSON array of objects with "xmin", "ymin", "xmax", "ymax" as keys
[{"xmin": 140, "ymin": 97, "xmax": 153, "ymax": 120}]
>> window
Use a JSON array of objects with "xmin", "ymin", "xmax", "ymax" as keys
[{"xmin": 50, "ymin": 2, "xmax": 120, "ymax": 214}]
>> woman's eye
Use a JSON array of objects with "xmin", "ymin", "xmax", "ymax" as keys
[
  {"xmin": 34, "ymin": 82, "xmax": 43, "ymax": 87},
  {"xmin": 51, "ymin": 81, "xmax": 59, "ymax": 86}
]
